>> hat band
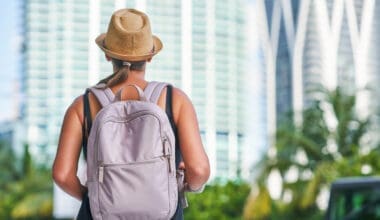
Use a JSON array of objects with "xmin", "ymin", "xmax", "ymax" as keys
[{"xmin": 102, "ymin": 40, "xmax": 155, "ymax": 58}]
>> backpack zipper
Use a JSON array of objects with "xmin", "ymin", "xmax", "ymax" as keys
[
  {"xmin": 94, "ymin": 110, "xmax": 166, "ymax": 172},
  {"xmin": 98, "ymin": 157, "xmax": 168, "ymax": 183}
]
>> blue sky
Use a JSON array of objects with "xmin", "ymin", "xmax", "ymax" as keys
[{"xmin": 0, "ymin": 0, "xmax": 20, "ymax": 121}]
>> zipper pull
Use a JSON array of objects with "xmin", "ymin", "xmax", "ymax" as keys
[
  {"xmin": 163, "ymin": 138, "xmax": 168, "ymax": 155},
  {"xmin": 99, "ymin": 166, "xmax": 104, "ymax": 183},
  {"xmin": 167, "ymin": 156, "xmax": 172, "ymax": 173},
  {"xmin": 163, "ymin": 138, "xmax": 172, "ymax": 173}
]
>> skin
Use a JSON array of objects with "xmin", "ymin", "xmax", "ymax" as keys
[{"xmin": 52, "ymin": 56, "xmax": 210, "ymax": 201}]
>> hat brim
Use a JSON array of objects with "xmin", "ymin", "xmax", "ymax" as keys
[{"xmin": 95, "ymin": 33, "xmax": 163, "ymax": 61}]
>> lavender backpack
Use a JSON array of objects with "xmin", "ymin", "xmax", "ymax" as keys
[{"xmin": 86, "ymin": 81, "xmax": 178, "ymax": 220}]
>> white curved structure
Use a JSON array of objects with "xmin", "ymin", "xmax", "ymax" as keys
[{"xmin": 255, "ymin": 0, "xmax": 378, "ymax": 133}]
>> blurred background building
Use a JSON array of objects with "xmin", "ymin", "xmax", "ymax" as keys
[
  {"xmin": 254, "ymin": 0, "xmax": 380, "ymax": 136},
  {"xmin": 0, "ymin": 121, "xmax": 23, "ymax": 156},
  {"xmin": 20, "ymin": 0, "xmax": 253, "ymax": 217}
]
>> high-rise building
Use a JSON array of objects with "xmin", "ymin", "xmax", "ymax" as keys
[
  {"xmin": 22, "ymin": 0, "xmax": 249, "ymax": 179},
  {"xmin": 255, "ymin": 0, "xmax": 380, "ymax": 134},
  {"xmin": 22, "ymin": 0, "xmax": 251, "ymax": 217},
  {"xmin": 22, "ymin": 0, "xmax": 92, "ymax": 164}
]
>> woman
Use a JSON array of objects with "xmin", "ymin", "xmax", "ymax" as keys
[{"xmin": 52, "ymin": 8, "xmax": 210, "ymax": 218}]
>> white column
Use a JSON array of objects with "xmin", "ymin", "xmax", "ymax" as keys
[
  {"xmin": 88, "ymin": 0, "xmax": 100, "ymax": 85},
  {"xmin": 292, "ymin": 0, "xmax": 311, "ymax": 126},
  {"xmin": 227, "ymin": 0, "xmax": 238, "ymax": 179},
  {"xmin": 315, "ymin": 0, "xmax": 342, "ymax": 89},
  {"xmin": 205, "ymin": 0, "xmax": 216, "ymax": 180},
  {"xmin": 63, "ymin": 0, "xmax": 74, "ymax": 100},
  {"xmin": 181, "ymin": 0, "xmax": 192, "ymax": 97},
  {"xmin": 47, "ymin": 0, "xmax": 58, "ymax": 135},
  {"xmin": 242, "ymin": 0, "xmax": 261, "ymax": 180},
  {"xmin": 354, "ymin": 0, "xmax": 375, "ymax": 119},
  {"xmin": 345, "ymin": 0, "xmax": 359, "ymax": 51},
  {"xmin": 258, "ymin": 0, "xmax": 277, "ymax": 143}
]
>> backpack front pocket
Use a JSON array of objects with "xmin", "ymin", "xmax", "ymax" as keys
[{"xmin": 98, "ymin": 157, "xmax": 172, "ymax": 219}]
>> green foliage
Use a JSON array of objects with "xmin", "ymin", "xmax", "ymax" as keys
[
  {"xmin": 184, "ymin": 180, "xmax": 251, "ymax": 220},
  {"xmin": 246, "ymin": 86, "xmax": 380, "ymax": 219},
  {"xmin": 243, "ymin": 184, "xmax": 271, "ymax": 219},
  {"xmin": 0, "ymin": 141, "xmax": 21, "ymax": 187},
  {"xmin": 22, "ymin": 144, "xmax": 32, "ymax": 176},
  {"xmin": 11, "ymin": 192, "xmax": 52, "ymax": 219},
  {"xmin": 0, "ymin": 143, "xmax": 53, "ymax": 219}
]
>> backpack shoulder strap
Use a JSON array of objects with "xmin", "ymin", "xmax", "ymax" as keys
[
  {"xmin": 145, "ymin": 81, "xmax": 168, "ymax": 103},
  {"xmin": 82, "ymin": 83, "xmax": 114, "ymax": 159},
  {"xmin": 144, "ymin": 81, "xmax": 159, "ymax": 101},
  {"xmin": 89, "ymin": 83, "xmax": 115, "ymax": 107}
]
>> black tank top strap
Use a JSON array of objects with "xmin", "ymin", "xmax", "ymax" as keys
[{"xmin": 82, "ymin": 89, "xmax": 92, "ymax": 160}]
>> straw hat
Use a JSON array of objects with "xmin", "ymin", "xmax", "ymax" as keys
[{"xmin": 95, "ymin": 8, "xmax": 163, "ymax": 61}]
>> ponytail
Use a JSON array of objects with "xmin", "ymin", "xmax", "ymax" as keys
[{"xmin": 98, "ymin": 59, "xmax": 146, "ymax": 87}]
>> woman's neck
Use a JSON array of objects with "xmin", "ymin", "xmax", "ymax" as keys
[
  {"xmin": 126, "ymin": 70, "xmax": 146, "ymax": 81},
  {"xmin": 110, "ymin": 71, "xmax": 148, "ymax": 94}
]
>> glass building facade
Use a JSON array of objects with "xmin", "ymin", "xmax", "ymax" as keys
[{"xmin": 22, "ymin": 0, "xmax": 92, "ymax": 163}]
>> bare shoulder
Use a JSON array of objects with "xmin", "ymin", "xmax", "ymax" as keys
[
  {"xmin": 64, "ymin": 95, "xmax": 84, "ymax": 123},
  {"xmin": 171, "ymin": 86, "xmax": 195, "ymax": 110},
  {"xmin": 170, "ymin": 86, "xmax": 197, "ymax": 124},
  {"xmin": 72, "ymin": 95, "xmax": 84, "ymax": 107},
  {"xmin": 171, "ymin": 86, "xmax": 192, "ymax": 106},
  {"xmin": 71, "ymin": 95, "xmax": 84, "ymax": 113}
]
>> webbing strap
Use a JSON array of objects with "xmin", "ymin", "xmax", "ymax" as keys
[
  {"xmin": 89, "ymin": 83, "xmax": 114, "ymax": 107},
  {"xmin": 145, "ymin": 81, "xmax": 168, "ymax": 103}
]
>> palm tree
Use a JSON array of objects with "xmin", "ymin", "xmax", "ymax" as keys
[{"xmin": 244, "ymin": 86, "xmax": 380, "ymax": 219}]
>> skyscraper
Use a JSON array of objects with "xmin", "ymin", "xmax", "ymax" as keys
[
  {"xmin": 255, "ymin": 0, "xmax": 380, "ymax": 134},
  {"xmin": 22, "ymin": 0, "xmax": 249, "ymax": 183},
  {"xmin": 22, "ymin": 0, "xmax": 93, "ymax": 163}
]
